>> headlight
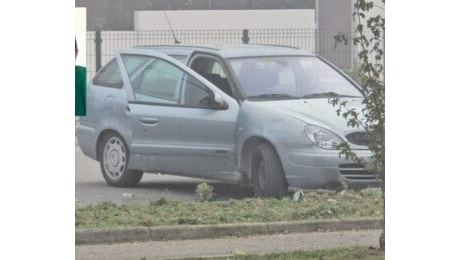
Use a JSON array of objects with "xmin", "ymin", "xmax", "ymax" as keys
[{"xmin": 304, "ymin": 125, "xmax": 343, "ymax": 149}]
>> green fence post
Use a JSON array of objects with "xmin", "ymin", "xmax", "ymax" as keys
[
  {"xmin": 95, "ymin": 31, "xmax": 102, "ymax": 71},
  {"xmin": 242, "ymin": 29, "xmax": 250, "ymax": 44}
]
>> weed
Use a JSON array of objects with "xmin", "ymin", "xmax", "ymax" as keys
[{"xmin": 195, "ymin": 182, "xmax": 215, "ymax": 202}]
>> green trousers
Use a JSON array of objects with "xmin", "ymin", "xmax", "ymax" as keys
[{"xmin": 75, "ymin": 65, "xmax": 86, "ymax": 116}]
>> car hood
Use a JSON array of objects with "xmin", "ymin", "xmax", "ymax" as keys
[{"xmin": 244, "ymin": 97, "xmax": 365, "ymax": 135}]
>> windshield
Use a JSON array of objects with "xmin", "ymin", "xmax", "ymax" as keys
[{"xmin": 228, "ymin": 56, "xmax": 363, "ymax": 100}]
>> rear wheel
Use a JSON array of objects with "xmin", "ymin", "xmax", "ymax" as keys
[
  {"xmin": 252, "ymin": 142, "xmax": 287, "ymax": 198},
  {"xmin": 98, "ymin": 133, "xmax": 143, "ymax": 187}
]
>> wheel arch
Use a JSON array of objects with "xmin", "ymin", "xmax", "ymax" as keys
[{"xmin": 241, "ymin": 136, "xmax": 284, "ymax": 182}]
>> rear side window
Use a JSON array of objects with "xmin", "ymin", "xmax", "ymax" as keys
[{"xmin": 92, "ymin": 58, "xmax": 123, "ymax": 89}]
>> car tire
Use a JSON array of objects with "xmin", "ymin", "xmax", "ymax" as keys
[
  {"xmin": 252, "ymin": 142, "xmax": 288, "ymax": 198},
  {"xmin": 98, "ymin": 133, "xmax": 143, "ymax": 187}
]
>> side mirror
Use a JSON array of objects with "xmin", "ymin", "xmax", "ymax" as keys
[{"xmin": 212, "ymin": 92, "xmax": 228, "ymax": 110}]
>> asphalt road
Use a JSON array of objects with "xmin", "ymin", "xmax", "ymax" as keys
[{"xmin": 75, "ymin": 140, "xmax": 253, "ymax": 205}]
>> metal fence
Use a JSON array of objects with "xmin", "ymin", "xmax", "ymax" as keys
[{"xmin": 85, "ymin": 29, "xmax": 355, "ymax": 81}]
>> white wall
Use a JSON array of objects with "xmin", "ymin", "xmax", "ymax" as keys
[{"xmin": 134, "ymin": 10, "xmax": 315, "ymax": 30}]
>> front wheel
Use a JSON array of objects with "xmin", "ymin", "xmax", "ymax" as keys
[
  {"xmin": 98, "ymin": 133, "xmax": 143, "ymax": 187},
  {"xmin": 251, "ymin": 142, "xmax": 287, "ymax": 198}
]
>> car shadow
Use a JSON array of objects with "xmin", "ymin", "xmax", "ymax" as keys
[{"xmin": 137, "ymin": 181, "xmax": 255, "ymax": 200}]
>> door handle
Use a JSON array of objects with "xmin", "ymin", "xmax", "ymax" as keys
[{"xmin": 140, "ymin": 118, "xmax": 159, "ymax": 125}]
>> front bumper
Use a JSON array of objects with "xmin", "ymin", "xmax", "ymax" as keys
[{"xmin": 280, "ymin": 147, "xmax": 379, "ymax": 189}]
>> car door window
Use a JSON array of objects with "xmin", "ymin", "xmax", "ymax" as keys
[
  {"xmin": 123, "ymin": 55, "xmax": 151, "ymax": 77},
  {"xmin": 122, "ymin": 54, "xmax": 182, "ymax": 105},
  {"xmin": 122, "ymin": 54, "xmax": 212, "ymax": 108},
  {"xmin": 190, "ymin": 56, "xmax": 233, "ymax": 97},
  {"xmin": 182, "ymin": 74, "xmax": 213, "ymax": 107}
]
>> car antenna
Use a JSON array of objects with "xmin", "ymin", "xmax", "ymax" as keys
[{"xmin": 163, "ymin": 11, "xmax": 181, "ymax": 44}]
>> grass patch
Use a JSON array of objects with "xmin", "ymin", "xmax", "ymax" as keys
[
  {"xmin": 76, "ymin": 189, "xmax": 382, "ymax": 229},
  {"xmin": 246, "ymin": 246, "xmax": 383, "ymax": 260},
  {"xmin": 154, "ymin": 246, "xmax": 384, "ymax": 260}
]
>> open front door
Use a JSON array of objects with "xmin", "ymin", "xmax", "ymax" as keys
[{"xmin": 116, "ymin": 50, "xmax": 241, "ymax": 181}]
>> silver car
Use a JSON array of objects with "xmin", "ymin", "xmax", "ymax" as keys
[{"xmin": 77, "ymin": 44, "xmax": 378, "ymax": 198}]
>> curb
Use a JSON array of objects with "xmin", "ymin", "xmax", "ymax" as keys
[{"xmin": 76, "ymin": 217, "xmax": 383, "ymax": 245}]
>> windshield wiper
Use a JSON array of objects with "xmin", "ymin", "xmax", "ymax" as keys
[
  {"xmin": 247, "ymin": 93, "xmax": 295, "ymax": 99},
  {"xmin": 302, "ymin": 92, "xmax": 361, "ymax": 99}
]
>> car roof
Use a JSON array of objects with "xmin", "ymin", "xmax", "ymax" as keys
[{"xmin": 133, "ymin": 44, "xmax": 315, "ymax": 58}]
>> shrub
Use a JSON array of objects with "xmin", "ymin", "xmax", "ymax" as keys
[{"xmin": 195, "ymin": 182, "xmax": 215, "ymax": 202}]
